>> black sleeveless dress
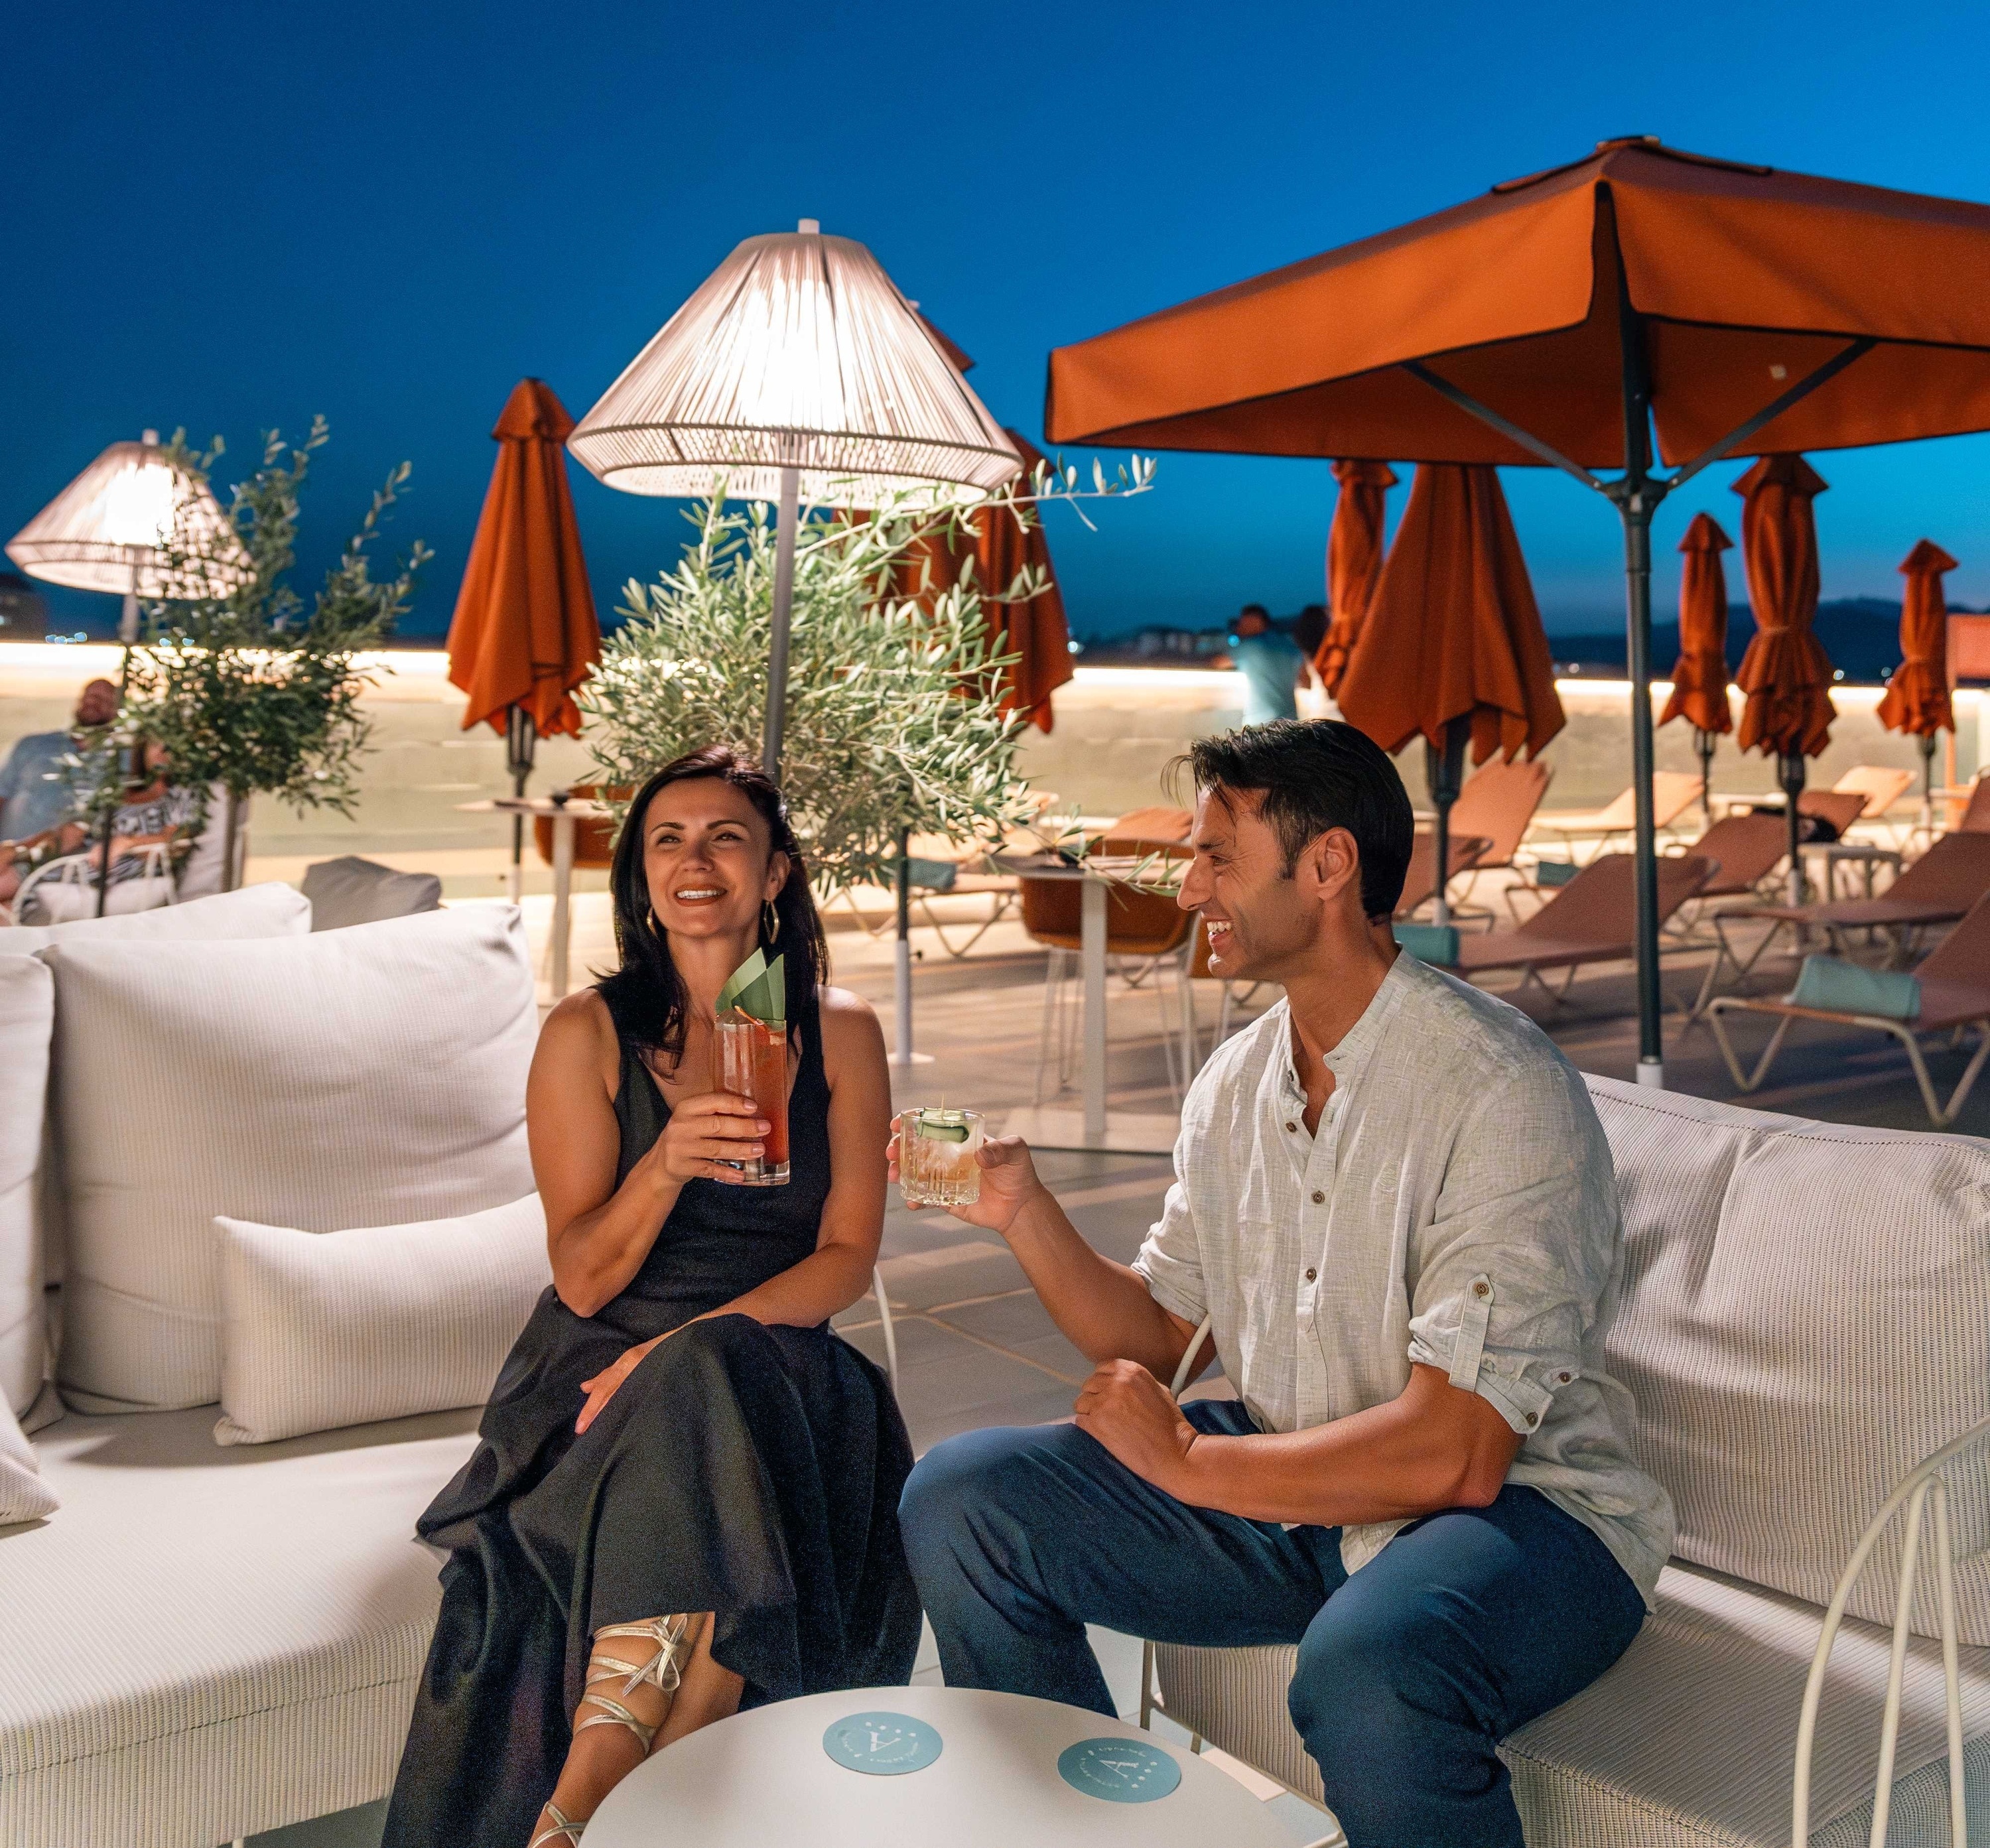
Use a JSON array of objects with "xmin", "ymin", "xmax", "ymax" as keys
[{"xmin": 381, "ymin": 995, "xmax": 920, "ymax": 1848}]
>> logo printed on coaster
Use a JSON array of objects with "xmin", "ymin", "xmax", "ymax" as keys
[
  {"xmin": 821, "ymin": 1711, "xmax": 944, "ymax": 1776},
  {"xmin": 1056, "ymin": 1737, "xmax": 1183, "ymax": 1803}
]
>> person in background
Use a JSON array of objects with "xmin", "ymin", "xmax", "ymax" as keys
[
  {"xmin": 0, "ymin": 677, "xmax": 120, "ymax": 907},
  {"xmin": 1223, "ymin": 604, "xmax": 1305, "ymax": 726},
  {"xmin": 1292, "ymin": 601, "xmax": 1329, "ymax": 672}
]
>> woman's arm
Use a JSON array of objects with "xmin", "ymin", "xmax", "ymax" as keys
[{"xmin": 533, "ymin": 993, "xmax": 767, "ymax": 1317}]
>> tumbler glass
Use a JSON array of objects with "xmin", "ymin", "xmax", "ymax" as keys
[
  {"xmin": 714, "ymin": 1010, "xmax": 790, "ymax": 1185},
  {"xmin": 897, "ymin": 1108, "xmax": 984, "ymax": 1207}
]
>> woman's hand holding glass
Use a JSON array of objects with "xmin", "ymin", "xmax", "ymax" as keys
[{"xmin": 650, "ymin": 1090, "xmax": 769, "ymax": 1188}]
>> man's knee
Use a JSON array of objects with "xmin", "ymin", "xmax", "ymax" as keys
[
  {"xmin": 1288, "ymin": 1581, "xmax": 1468, "ymax": 1752},
  {"xmin": 899, "ymin": 1424, "xmax": 1088, "ymax": 1579}
]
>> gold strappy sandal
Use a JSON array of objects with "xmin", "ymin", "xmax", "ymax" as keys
[
  {"xmin": 528, "ymin": 1800, "xmax": 584, "ymax": 1847},
  {"xmin": 574, "ymin": 1614, "xmax": 693, "ymax": 1755}
]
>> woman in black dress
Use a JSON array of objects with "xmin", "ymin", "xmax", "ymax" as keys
[{"xmin": 383, "ymin": 746, "xmax": 919, "ymax": 1848}]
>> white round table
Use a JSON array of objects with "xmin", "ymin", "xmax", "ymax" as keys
[{"xmin": 583, "ymin": 1684, "xmax": 1297, "ymax": 1847}]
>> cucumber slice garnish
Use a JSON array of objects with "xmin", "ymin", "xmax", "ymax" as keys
[{"xmin": 915, "ymin": 1110, "xmax": 971, "ymax": 1143}]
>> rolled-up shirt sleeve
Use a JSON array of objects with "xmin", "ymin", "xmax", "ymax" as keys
[
  {"xmin": 1131, "ymin": 1176, "xmax": 1207, "ymax": 1329},
  {"xmin": 1404, "ymin": 1061, "xmax": 1614, "ymax": 1437}
]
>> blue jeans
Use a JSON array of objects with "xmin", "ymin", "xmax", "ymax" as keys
[{"xmin": 900, "ymin": 1401, "xmax": 1646, "ymax": 1848}]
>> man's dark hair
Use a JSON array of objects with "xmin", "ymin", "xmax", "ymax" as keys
[
  {"xmin": 1238, "ymin": 602, "xmax": 1270, "ymax": 620},
  {"xmin": 1177, "ymin": 719, "xmax": 1415, "ymax": 919}
]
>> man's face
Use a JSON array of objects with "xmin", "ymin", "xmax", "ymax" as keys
[
  {"xmin": 1234, "ymin": 609, "xmax": 1268, "ymax": 638},
  {"xmin": 74, "ymin": 680, "xmax": 119, "ymax": 728},
  {"xmin": 1177, "ymin": 787, "xmax": 1321, "ymax": 982}
]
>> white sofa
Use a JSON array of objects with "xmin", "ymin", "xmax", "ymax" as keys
[
  {"xmin": 0, "ymin": 890, "xmax": 535, "ymax": 1848},
  {"xmin": 1152, "ymin": 1079, "xmax": 1990, "ymax": 1847}
]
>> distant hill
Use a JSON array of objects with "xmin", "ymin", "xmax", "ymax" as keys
[{"xmin": 1549, "ymin": 597, "xmax": 1987, "ymax": 685}]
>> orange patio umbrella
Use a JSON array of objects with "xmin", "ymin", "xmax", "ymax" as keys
[
  {"xmin": 1045, "ymin": 136, "xmax": 1990, "ymax": 1082},
  {"xmin": 447, "ymin": 379, "xmax": 600, "ymax": 898},
  {"xmin": 1731, "ymin": 454, "xmax": 1834, "ymax": 896},
  {"xmin": 1337, "ymin": 464, "xmax": 1563, "ymax": 923},
  {"xmin": 1660, "ymin": 511, "xmax": 1735, "ymax": 819},
  {"xmin": 1316, "ymin": 460, "xmax": 1397, "ymax": 696},
  {"xmin": 894, "ymin": 429, "xmax": 1073, "ymax": 733},
  {"xmin": 1878, "ymin": 538, "xmax": 1958, "ymax": 805}
]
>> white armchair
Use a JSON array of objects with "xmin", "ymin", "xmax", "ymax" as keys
[{"xmin": 10, "ymin": 841, "xmax": 178, "ymax": 923}]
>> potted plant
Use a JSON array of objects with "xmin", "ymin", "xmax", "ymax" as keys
[{"xmin": 124, "ymin": 419, "xmax": 429, "ymax": 888}]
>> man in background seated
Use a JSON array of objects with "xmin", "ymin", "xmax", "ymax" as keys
[
  {"xmin": 1223, "ymin": 603, "xmax": 1304, "ymax": 725},
  {"xmin": 0, "ymin": 677, "xmax": 120, "ymax": 906},
  {"xmin": 899, "ymin": 720, "xmax": 1672, "ymax": 1848}
]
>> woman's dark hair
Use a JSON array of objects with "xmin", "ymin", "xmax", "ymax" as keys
[
  {"xmin": 1176, "ymin": 719, "xmax": 1415, "ymax": 919},
  {"xmin": 597, "ymin": 746, "xmax": 829, "ymax": 1061}
]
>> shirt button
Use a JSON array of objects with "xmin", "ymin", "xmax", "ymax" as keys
[
  {"xmin": 1310, "ymin": 1189, "xmax": 1325, "ymax": 1205},
  {"xmin": 1284, "ymin": 1121, "xmax": 1298, "ymax": 1134},
  {"xmin": 1525, "ymin": 1412, "xmax": 1539, "ymax": 1427},
  {"xmin": 1558, "ymin": 1372, "xmax": 1573, "ymax": 1384},
  {"xmin": 1304, "ymin": 1267, "xmax": 1317, "ymax": 1282},
  {"xmin": 1473, "ymin": 1280, "xmax": 1491, "ymax": 1299}
]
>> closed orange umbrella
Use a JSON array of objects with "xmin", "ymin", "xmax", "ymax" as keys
[
  {"xmin": 1338, "ymin": 463, "xmax": 1563, "ymax": 922},
  {"xmin": 1879, "ymin": 539, "xmax": 1957, "ymax": 808},
  {"xmin": 1316, "ymin": 460, "xmax": 1397, "ymax": 695},
  {"xmin": 446, "ymin": 378, "xmax": 600, "ymax": 894},
  {"xmin": 1731, "ymin": 454, "xmax": 1833, "ymax": 895},
  {"xmin": 1660, "ymin": 511, "xmax": 1734, "ymax": 818},
  {"xmin": 894, "ymin": 430, "xmax": 1073, "ymax": 733},
  {"xmin": 1046, "ymin": 137, "xmax": 1990, "ymax": 1082}
]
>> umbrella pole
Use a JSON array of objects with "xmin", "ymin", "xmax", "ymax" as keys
[
  {"xmin": 889, "ymin": 825, "xmax": 930, "ymax": 1070},
  {"xmin": 1693, "ymin": 726, "xmax": 1717, "ymax": 824},
  {"xmin": 1425, "ymin": 720, "xmax": 1467, "ymax": 927},
  {"xmin": 1920, "ymin": 731, "xmax": 1938, "ymax": 838},
  {"xmin": 1779, "ymin": 752, "xmax": 1808, "ymax": 906},
  {"xmin": 763, "ymin": 466, "xmax": 801, "ymax": 780},
  {"xmin": 1617, "ymin": 488, "xmax": 1665, "ymax": 1086},
  {"xmin": 506, "ymin": 704, "xmax": 537, "ymax": 906}
]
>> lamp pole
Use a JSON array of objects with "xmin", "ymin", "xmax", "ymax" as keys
[{"xmin": 763, "ymin": 466, "xmax": 801, "ymax": 779}]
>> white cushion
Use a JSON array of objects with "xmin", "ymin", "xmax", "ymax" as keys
[
  {"xmin": 1587, "ymin": 1078, "xmax": 1990, "ymax": 1643},
  {"xmin": 215, "ymin": 1195, "xmax": 549, "ymax": 1445},
  {"xmin": 48, "ymin": 905, "xmax": 537, "ymax": 1412},
  {"xmin": 3, "ymin": 878, "xmax": 308, "ymax": 951},
  {"xmin": 0, "ymin": 1403, "xmax": 478, "ymax": 1847},
  {"xmin": 0, "ymin": 957, "xmax": 52, "ymax": 1417},
  {"xmin": 0, "ymin": 1390, "xmax": 56, "ymax": 1526},
  {"xmin": 1154, "ymin": 1561, "xmax": 1990, "ymax": 1848},
  {"xmin": 13, "ymin": 882, "xmax": 314, "ymax": 1299}
]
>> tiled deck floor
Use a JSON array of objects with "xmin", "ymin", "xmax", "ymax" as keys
[{"xmin": 261, "ymin": 884, "xmax": 1984, "ymax": 1846}]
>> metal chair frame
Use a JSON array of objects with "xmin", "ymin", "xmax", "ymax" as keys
[{"xmin": 9, "ymin": 841, "xmax": 178, "ymax": 922}]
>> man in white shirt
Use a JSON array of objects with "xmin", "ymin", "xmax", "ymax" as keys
[{"xmin": 899, "ymin": 720, "xmax": 1672, "ymax": 1848}]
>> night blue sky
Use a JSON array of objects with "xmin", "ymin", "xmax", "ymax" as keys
[{"xmin": 9, "ymin": 0, "xmax": 1990, "ymax": 643}]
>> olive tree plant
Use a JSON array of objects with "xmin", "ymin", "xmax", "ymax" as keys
[{"xmin": 125, "ymin": 419, "xmax": 429, "ymax": 886}]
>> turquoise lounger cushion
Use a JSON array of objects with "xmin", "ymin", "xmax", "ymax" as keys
[
  {"xmin": 1787, "ymin": 955, "xmax": 1922, "ymax": 1021},
  {"xmin": 1535, "ymin": 861, "xmax": 1581, "ymax": 888},
  {"xmin": 1393, "ymin": 922, "xmax": 1460, "ymax": 965},
  {"xmin": 903, "ymin": 857, "xmax": 958, "ymax": 892}
]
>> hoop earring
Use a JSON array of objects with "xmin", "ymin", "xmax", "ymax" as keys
[
  {"xmin": 645, "ymin": 906, "xmax": 663, "ymax": 937},
  {"xmin": 762, "ymin": 900, "xmax": 780, "ymax": 945}
]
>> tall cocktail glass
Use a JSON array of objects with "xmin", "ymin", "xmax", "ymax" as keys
[{"xmin": 715, "ymin": 1009, "xmax": 790, "ymax": 1186}]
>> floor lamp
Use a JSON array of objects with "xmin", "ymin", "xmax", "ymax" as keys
[{"xmin": 567, "ymin": 221, "xmax": 1022, "ymax": 1067}]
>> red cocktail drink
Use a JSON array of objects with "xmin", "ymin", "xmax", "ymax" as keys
[{"xmin": 715, "ymin": 1009, "xmax": 790, "ymax": 1185}]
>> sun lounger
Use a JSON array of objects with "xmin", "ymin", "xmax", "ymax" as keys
[
  {"xmin": 1829, "ymin": 763, "xmax": 1916, "ymax": 822},
  {"xmin": 1396, "ymin": 832, "xmax": 1490, "ymax": 919},
  {"xmin": 1954, "ymin": 775, "xmax": 1990, "ymax": 833},
  {"xmin": 1688, "ymin": 828, "xmax": 1990, "ymax": 1016},
  {"xmin": 1531, "ymin": 771, "xmax": 1703, "ymax": 859},
  {"xmin": 1427, "ymin": 852, "xmax": 1715, "ymax": 1007},
  {"xmin": 1707, "ymin": 891, "xmax": 1990, "ymax": 1124},
  {"xmin": 1667, "ymin": 811, "xmax": 1790, "ymax": 901},
  {"xmin": 1446, "ymin": 758, "xmax": 1554, "ymax": 871}
]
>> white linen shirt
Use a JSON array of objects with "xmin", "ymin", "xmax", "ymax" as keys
[{"xmin": 1132, "ymin": 951, "xmax": 1674, "ymax": 1607}]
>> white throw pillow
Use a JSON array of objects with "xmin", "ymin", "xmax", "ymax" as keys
[
  {"xmin": 214, "ymin": 1194, "xmax": 549, "ymax": 1445},
  {"xmin": 0, "ymin": 1388, "xmax": 56, "ymax": 1525},
  {"xmin": 1591, "ymin": 1077, "xmax": 1990, "ymax": 1644},
  {"xmin": 47, "ymin": 905, "xmax": 538, "ymax": 1412},
  {"xmin": 5, "ymin": 878, "xmax": 309, "ymax": 952},
  {"xmin": 15, "ymin": 881, "xmax": 312, "ymax": 1295},
  {"xmin": 0, "ymin": 956, "xmax": 54, "ymax": 1418}
]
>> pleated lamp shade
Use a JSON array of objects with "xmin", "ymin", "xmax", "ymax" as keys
[
  {"xmin": 7, "ymin": 437, "xmax": 249, "ymax": 596},
  {"xmin": 568, "ymin": 225, "xmax": 1023, "ymax": 507}
]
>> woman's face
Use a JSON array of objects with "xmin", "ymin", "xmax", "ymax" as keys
[{"xmin": 639, "ymin": 778, "xmax": 788, "ymax": 945}]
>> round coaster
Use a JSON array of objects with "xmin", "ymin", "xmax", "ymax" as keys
[
  {"xmin": 1055, "ymin": 1737, "xmax": 1183, "ymax": 1804},
  {"xmin": 821, "ymin": 1710, "xmax": 944, "ymax": 1776}
]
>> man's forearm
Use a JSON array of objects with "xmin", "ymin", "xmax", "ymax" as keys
[
  {"xmin": 1004, "ymin": 1187, "xmax": 1187, "ymax": 1376},
  {"xmin": 1165, "ymin": 1369, "xmax": 1520, "ymax": 1527}
]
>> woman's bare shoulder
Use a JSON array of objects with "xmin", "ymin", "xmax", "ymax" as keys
[
  {"xmin": 815, "ymin": 985, "xmax": 884, "ymax": 1073},
  {"xmin": 535, "ymin": 988, "xmax": 622, "ymax": 1092}
]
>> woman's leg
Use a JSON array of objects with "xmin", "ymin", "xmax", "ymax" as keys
[{"xmin": 529, "ymin": 1611, "xmax": 743, "ymax": 1845}]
